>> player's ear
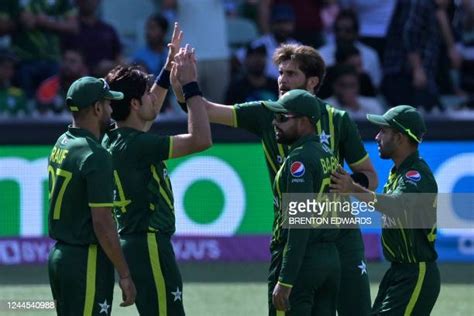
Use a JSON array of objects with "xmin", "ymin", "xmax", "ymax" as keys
[
  {"xmin": 395, "ymin": 131, "xmax": 405, "ymax": 145},
  {"xmin": 306, "ymin": 76, "xmax": 319, "ymax": 93},
  {"xmin": 130, "ymin": 98, "xmax": 141, "ymax": 111},
  {"xmin": 92, "ymin": 100, "xmax": 102, "ymax": 116}
]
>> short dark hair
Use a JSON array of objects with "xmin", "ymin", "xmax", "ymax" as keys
[
  {"xmin": 273, "ymin": 44, "xmax": 326, "ymax": 93},
  {"xmin": 148, "ymin": 13, "xmax": 169, "ymax": 33},
  {"xmin": 105, "ymin": 65, "xmax": 149, "ymax": 121},
  {"xmin": 335, "ymin": 9, "xmax": 359, "ymax": 33}
]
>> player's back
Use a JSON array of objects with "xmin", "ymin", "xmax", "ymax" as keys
[{"xmin": 48, "ymin": 127, "xmax": 112, "ymax": 245}]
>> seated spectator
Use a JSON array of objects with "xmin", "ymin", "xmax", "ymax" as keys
[
  {"xmin": 325, "ymin": 65, "xmax": 383, "ymax": 119},
  {"xmin": 2, "ymin": 0, "xmax": 78, "ymax": 97},
  {"xmin": 62, "ymin": 0, "xmax": 121, "ymax": 74},
  {"xmin": 132, "ymin": 13, "xmax": 169, "ymax": 75},
  {"xmin": 236, "ymin": 4, "xmax": 300, "ymax": 80},
  {"xmin": 318, "ymin": 9, "xmax": 381, "ymax": 88},
  {"xmin": 319, "ymin": 43, "xmax": 376, "ymax": 99},
  {"xmin": 35, "ymin": 49, "xmax": 87, "ymax": 115},
  {"xmin": 226, "ymin": 44, "xmax": 278, "ymax": 104},
  {"xmin": 0, "ymin": 49, "xmax": 28, "ymax": 117}
]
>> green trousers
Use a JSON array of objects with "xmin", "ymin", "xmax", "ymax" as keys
[
  {"xmin": 121, "ymin": 232, "xmax": 185, "ymax": 316},
  {"xmin": 268, "ymin": 242, "xmax": 340, "ymax": 316},
  {"xmin": 335, "ymin": 229, "xmax": 372, "ymax": 316},
  {"xmin": 372, "ymin": 262, "xmax": 440, "ymax": 315},
  {"xmin": 48, "ymin": 242, "xmax": 115, "ymax": 316}
]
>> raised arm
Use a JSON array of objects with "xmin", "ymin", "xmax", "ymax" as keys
[
  {"xmin": 169, "ymin": 45, "xmax": 212, "ymax": 158},
  {"xmin": 171, "ymin": 64, "xmax": 235, "ymax": 127},
  {"xmin": 143, "ymin": 22, "xmax": 184, "ymax": 131}
]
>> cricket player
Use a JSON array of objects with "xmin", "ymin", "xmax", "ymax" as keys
[
  {"xmin": 48, "ymin": 76, "xmax": 136, "ymax": 315},
  {"xmin": 172, "ymin": 43, "xmax": 377, "ymax": 315},
  {"xmin": 263, "ymin": 89, "xmax": 340, "ymax": 315},
  {"xmin": 102, "ymin": 45, "xmax": 211, "ymax": 315},
  {"xmin": 331, "ymin": 105, "xmax": 440, "ymax": 315}
]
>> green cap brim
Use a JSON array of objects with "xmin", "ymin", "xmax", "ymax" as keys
[
  {"xmin": 261, "ymin": 100, "xmax": 288, "ymax": 113},
  {"xmin": 366, "ymin": 114, "xmax": 390, "ymax": 126},
  {"xmin": 104, "ymin": 90, "xmax": 124, "ymax": 100}
]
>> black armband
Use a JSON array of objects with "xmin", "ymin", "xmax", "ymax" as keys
[
  {"xmin": 178, "ymin": 101, "xmax": 188, "ymax": 113},
  {"xmin": 182, "ymin": 81, "xmax": 202, "ymax": 101},
  {"xmin": 351, "ymin": 172, "xmax": 369, "ymax": 188},
  {"xmin": 154, "ymin": 68, "xmax": 171, "ymax": 89}
]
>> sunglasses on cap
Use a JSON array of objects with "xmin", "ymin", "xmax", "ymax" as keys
[{"xmin": 274, "ymin": 113, "xmax": 302, "ymax": 123}]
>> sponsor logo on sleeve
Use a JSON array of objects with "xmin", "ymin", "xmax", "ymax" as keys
[
  {"xmin": 405, "ymin": 170, "xmax": 421, "ymax": 182},
  {"xmin": 290, "ymin": 161, "xmax": 305, "ymax": 177}
]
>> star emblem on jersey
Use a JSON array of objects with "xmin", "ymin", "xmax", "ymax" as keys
[
  {"xmin": 98, "ymin": 299, "xmax": 110, "ymax": 315},
  {"xmin": 290, "ymin": 161, "xmax": 305, "ymax": 177},
  {"xmin": 358, "ymin": 260, "xmax": 367, "ymax": 275},
  {"xmin": 319, "ymin": 131, "xmax": 331, "ymax": 145},
  {"xmin": 171, "ymin": 287, "xmax": 182, "ymax": 302}
]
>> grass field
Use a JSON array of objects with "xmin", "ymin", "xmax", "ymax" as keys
[{"xmin": 1, "ymin": 263, "xmax": 473, "ymax": 315}]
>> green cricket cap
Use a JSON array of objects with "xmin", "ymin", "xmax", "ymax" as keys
[
  {"xmin": 66, "ymin": 76, "xmax": 124, "ymax": 112},
  {"xmin": 261, "ymin": 89, "xmax": 321, "ymax": 122},
  {"xmin": 367, "ymin": 105, "xmax": 426, "ymax": 143}
]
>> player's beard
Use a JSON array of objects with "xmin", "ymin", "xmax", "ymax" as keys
[
  {"xmin": 99, "ymin": 115, "xmax": 111, "ymax": 135},
  {"xmin": 275, "ymin": 126, "xmax": 298, "ymax": 145},
  {"xmin": 378, "ymin": 139, "xmax": 396, "ymax": 159},
  {"xmin": 279, "ymin": 80, "xmax": 308, "ymax": 97}
]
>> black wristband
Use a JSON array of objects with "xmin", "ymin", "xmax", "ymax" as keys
[
  {"xmin": 155, "ymin": 68, "xmax": 171, "ymax": 89},
  {"xmin": 351, "ymin": 172, "xmax": 369, "ymax": 189},
  {"xmin": 182, "ymin": 81, "xmax": 202, "ymax": 101},
  {"xmin": 178, "ymin": 101, "xmax": 188, "ymax": 113}
]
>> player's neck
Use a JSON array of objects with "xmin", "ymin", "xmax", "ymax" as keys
[
  {"xmin": 72, "ymin": 119, "xmax": 101, "ymax": 140},
  {"xmin": 392, "ymin": 147, "xmax": 417, "ymax": 169},
  {"xmin": 116, "ymin": 114, "xmax": 147, "ymax": 132}
]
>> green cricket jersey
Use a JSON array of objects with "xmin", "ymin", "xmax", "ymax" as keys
[
  {"xmin": 102, "ymin": 127, "xmax": 175, "ymax": 235},
  {"xmin": 233, "ymin": 100, "xmax": 368, "ymax": 183},
  {"xmin": 272, "ymin": 134, "xmax": 339, "ymax": 286},
  {"xmin": 375, "ymin": 151, "xmax": 438, "ymax": 263},
  {"xmin": 48, "ymin": 127, "xmax": 114, "ymax": 245}
]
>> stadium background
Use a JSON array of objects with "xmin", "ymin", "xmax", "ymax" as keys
[
  {"xmin": 0, "ymin": 0, "xmax": 473, "ymax": 314},
  {"xmin": 0, "ymin": 120, "xmax": 473, "ymax": 315}
]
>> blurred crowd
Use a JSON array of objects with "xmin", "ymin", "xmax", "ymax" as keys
[{"xmin": 0, "ymin": 0, "xmax": 473, "ymax": 120}]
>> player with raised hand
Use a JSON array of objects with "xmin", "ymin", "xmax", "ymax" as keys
[
  {"xmin": 172, "ymin": 43, "xmax": 377, "ymax": 315},
  {"xmin": 102, "ymin": 43, "xmax": 211, "ymax": 315}
]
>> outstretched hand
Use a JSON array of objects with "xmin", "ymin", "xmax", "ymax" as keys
[{"xmin": 330, "ymin": 166, "xmax": 354, "ymax": 193}]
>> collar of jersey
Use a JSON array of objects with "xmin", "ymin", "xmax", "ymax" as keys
[
  {"xmin": 394, "ymin": 150, "xmax": 420, "ymax": 173},
  {"xmin": 67, "ymin": 125, "xmax": 99, "ymax": 141},
  {"xmin": 290, "ymin": 133, "xmax": 319, "ymax": 151}
]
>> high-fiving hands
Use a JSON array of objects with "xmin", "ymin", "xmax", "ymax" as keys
[{"xmin": 172, "ymin": 44, "xmax": 198, "ymax": 86}]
